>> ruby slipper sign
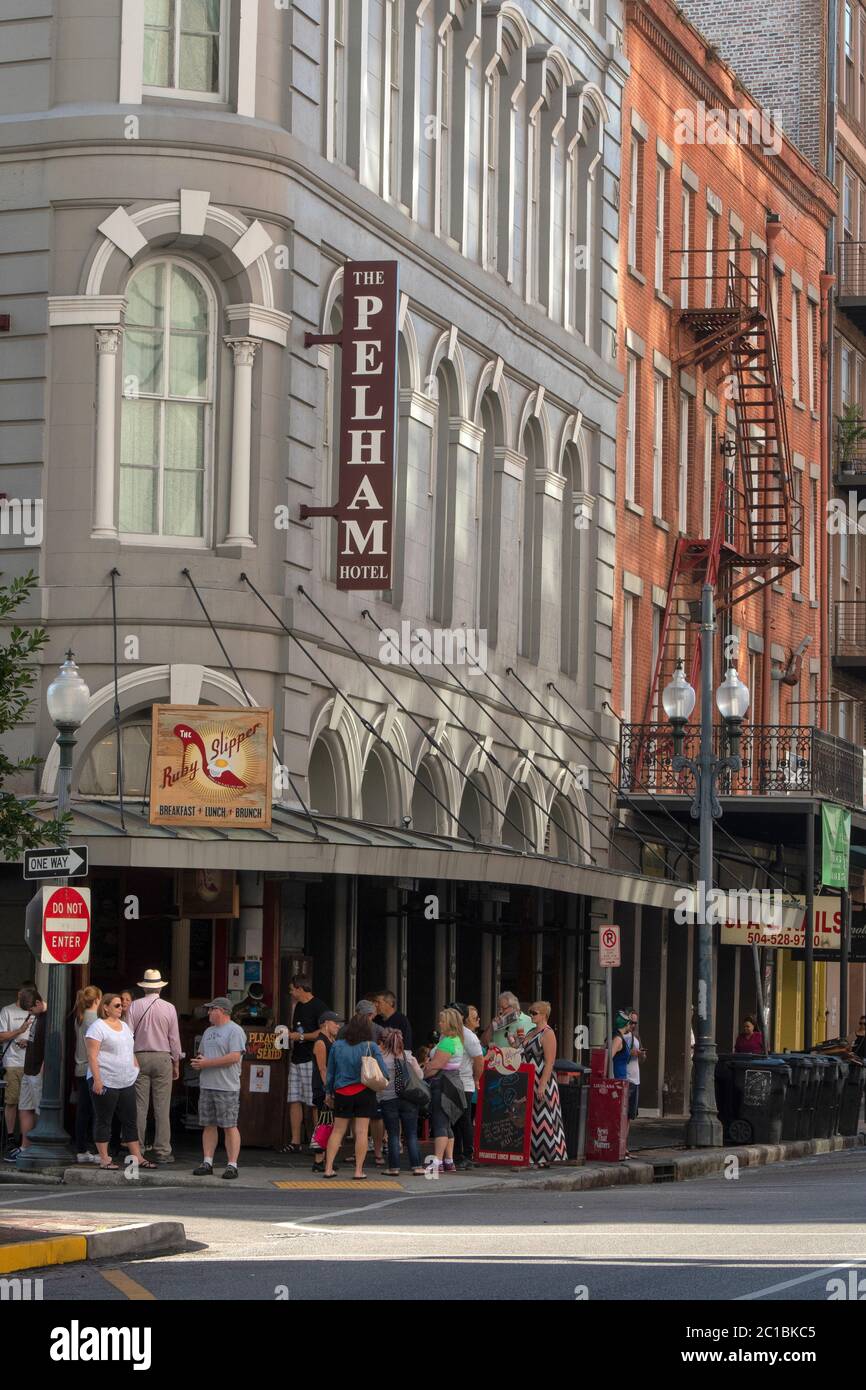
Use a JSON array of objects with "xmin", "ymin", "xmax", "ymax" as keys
[{"xmin": 41, "ymin": 885, "xmax": 91, "ymax": 965}]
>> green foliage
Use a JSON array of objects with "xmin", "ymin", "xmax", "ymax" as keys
[
  {"xmin": 836, "ymin": 403, "xmax": 866, "ymax": 464},
  {"xmin": 0, "ymin": 572, "xmax": 70, "ymax": 860}
]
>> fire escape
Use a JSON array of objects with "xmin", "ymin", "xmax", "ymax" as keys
[{"xmin": 641, "ymin": 246, "xmax": 800, "ymax": 727}]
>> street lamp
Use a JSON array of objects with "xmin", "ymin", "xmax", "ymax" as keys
[
  {"xmin": 17, "ymin": 652, "xmax": 90, "ymax": 1169},
  {"xmin": 665, "ymin": 587, "xmax": 750, "ymax": 1148}
]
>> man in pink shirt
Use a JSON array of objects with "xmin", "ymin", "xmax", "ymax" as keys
[{"xmin": 127, "ymin": 969, "xmax": 182, "ymax": 1164}]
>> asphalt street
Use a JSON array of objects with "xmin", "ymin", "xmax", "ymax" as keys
[{"xmin": 2, "ymin": 1147, "xmax": 864, "ymax": 1302}]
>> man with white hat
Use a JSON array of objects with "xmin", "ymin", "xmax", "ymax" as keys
[{"xmin": 126, "ymin": 969, "xmax": 182, "ymax": 1165}]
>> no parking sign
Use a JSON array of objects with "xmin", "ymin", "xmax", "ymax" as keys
[{"xmin": 599, "ymin": 924, "xmax": 621, "ymax": 968}]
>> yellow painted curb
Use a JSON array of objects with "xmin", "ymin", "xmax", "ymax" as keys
[
  {"xmin": 272, "ymin": 1180, "xmax": 402, "ymax": 1190},
  {"xmin": 0, "ymin": 1235, "xmax": 88, "ymax": 1274}
]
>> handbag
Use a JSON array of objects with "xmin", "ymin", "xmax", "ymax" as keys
[
  {"xmin": 395, "ymin": 1057, "xmax": 431, "ymax": 1109},
  {"xmin": 312, "ymin": 1120, "xmax": 334, "ymax": 1151},
  {"xmin": 360, "ymin": 1045, "xmax": 388, "ymax": 1093}
]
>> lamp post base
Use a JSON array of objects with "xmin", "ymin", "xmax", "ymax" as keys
[{"xmin": 684, "ymin": 1114, "xmax": 724, "ymax": 1149}]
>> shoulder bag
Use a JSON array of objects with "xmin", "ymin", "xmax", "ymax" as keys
[{"xmin": 360, "ymin": 1043, "xmax": 388, "ymax": 1092}]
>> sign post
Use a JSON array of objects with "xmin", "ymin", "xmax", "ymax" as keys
[{"xmin": 599, "ymin": 925, "xmax": 621, "ymax": 1079}]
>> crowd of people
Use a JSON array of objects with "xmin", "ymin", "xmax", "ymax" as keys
[{"xmin": 0, "ymin": 970, "xmax": 578, "ymax": 1177}]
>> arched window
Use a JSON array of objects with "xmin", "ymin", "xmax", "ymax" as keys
[
  {"xmin": 511, "ymin": 78, "xmax": 529, "ymax": 291},
  {"xmin": 436, "ymin": 19, "xmax": 454, "ymax": 236},
  {"xmin": 560, "ymin": 442, "xmax": 583, "ymax": 677},
  {"xmin": 502, "ymin": 787, "xmax": 532, "ymax": 851},
  {"xmin": 465, "ymin": 43, "xmax": 484, "ymax": 259},
  {"xmin": 78, "ymin": 721, "xmax": 151, "ymax": 797},
  {"xmin": 519, "ymin": 416, "xmax": 544, "ymax": 661},
  {"xmin": 361, "ymin": 747, "xmax": 394, "ymax": 826},
  {"xmin": 417, "ymin": 5, "xmax": 437, "ymax": 228},
  {"xmin": 429, "ymin": 364, "xmax": 457, "ymax": 624},
  {"xmin": 120, "ymin": 259, "xmax": 215, "ymax": 542},
  {"xmin": 483, "ymin": 68, "xmax": 500, "ymax": 270},
  {"xmin": 309, "ymin": 738, "xmax": 339, "ymax": 816},
  {"xmin": 477, "ymin": 389, "xmax": 504, "ymax": 644}
]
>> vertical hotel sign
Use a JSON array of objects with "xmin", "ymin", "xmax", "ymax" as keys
[{"xmin": 302, "ymin": 261, "xmax": 399, "ymax": 590}]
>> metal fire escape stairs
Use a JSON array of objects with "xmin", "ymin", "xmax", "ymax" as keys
[{"xmin": 641, "ymin": 250, "xmax": 800, "ymax": 729}]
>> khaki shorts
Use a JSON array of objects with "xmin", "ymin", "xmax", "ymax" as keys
[
  {"xmin": 3, "ymin": 1068, "xmax": 23, "ymax": 1107},
  {"xmin": 19, "ymin": 1074, "xmax": 42, "ymax": 1114}
]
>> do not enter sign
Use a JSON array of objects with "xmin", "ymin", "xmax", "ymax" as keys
[
  {"xmin": 41, "ymin": 885, "xmax": 91, "ymax": 965},
  {"xmin": 599, "ymin": 924, "xmax": 621, "ymax": 968}
]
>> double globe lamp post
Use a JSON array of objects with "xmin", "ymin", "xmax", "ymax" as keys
[
  {"xmin": 660, "ymin": 584, "xmax": 750, "ymax": 1148},
  {"xmin": 17, "ymin": 652, "xmax": 91, "ymax": 1169}
]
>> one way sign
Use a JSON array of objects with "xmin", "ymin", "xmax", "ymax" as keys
[{"xmin": 23, "ymin": 846, "xmax": 88, "ymax": 880}]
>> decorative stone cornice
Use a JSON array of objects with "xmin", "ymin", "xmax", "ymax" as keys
[
  {"xmin": 49, "ymin": 295, "xmax": 127, "ymax": 327},
  {"xmin": 225, "ymin": 303, "xmax": 292, "ymax": 347}
]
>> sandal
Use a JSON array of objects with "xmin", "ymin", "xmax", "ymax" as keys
[
  {"xmin": 384, "ymin": 1168, "xmax": 400, "ymax": 1176},
  {"xmin": 373, "ymin": 1156, "xmax": 385, "ymax": 1166},
  {"xmin": 412, "ymin": 1166, "xmax": 426, "ymax": 1176},
  {"xmin": 321, "ymin": 1171, "xmax": 337, "ymax": 1179},
  {"xmin": 353, "ymin": 1172, "xmax": 368, "ymax": 1180},
  {"xmin": 278, "ymin": 1144, "xmax": 302, "ymax": 1154},
  {"xmin": 99, "ymin": 1162, "xmax": 120, "ymax": 1170},
  {"xmin": 137, "ymin": 1159, "xmax": 157, "ymax": 1169}
]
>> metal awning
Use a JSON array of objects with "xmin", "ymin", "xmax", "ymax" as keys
[{"xmin": 7, "ymin": 798, "xmax": 684, "ymax": 910}]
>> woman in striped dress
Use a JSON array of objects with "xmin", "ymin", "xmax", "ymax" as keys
[{"xmin": 520, "ymin": 1002, "xmax": 567, "ymax": 1167}]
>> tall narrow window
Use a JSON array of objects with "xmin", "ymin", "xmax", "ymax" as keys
[
  {"xmin": 652, "ymin": 372, "xmax": 665, "ymax": 518},
  {"xmin": 622, "ymin": 595, "xmax": 635, "ymax": 724},
  {"xmin": 366, "ymin": 0, "xmax": 385, "ymax": 192},
  {"xmin": 861, "ymin": 14, "xmax": 866, "ymax": 122},
  {"xmin": 528, "ymin": 114, "xmax": 542, "ymax": 301},
  {"xmin": 791, "ymin": 288, "xmax": 801, "ymax": 400},
  {"xmin": 332, "ymin": 0, "xmax": 348, "ymax": 163},
  {"xmin": 550, "ymin": 131, "xmax": 566, "ymax": 321},
  {"xmin": 842, "ymin": 342, "xmax": 853, "ymax": 407},
  {"xmin": 807, "ymin": 298, "xmax": 817, "ymax": 410},
  {"xmin": 705, "ymin": 208, "xmax": 717, "ymax": 307},
  {"xmin": 680, "ymin": 186, "xmax": 690, "ymax": 309},
  {"xmin": 843, "ymin": 166, "xmax": 854, "ymax": 238},
  {"xmin": 772, "ymin": 270, "xmax": 783, "ymax": 362},
  {"xmin": 466, "ymin": 46, "xmax": 483, "ymax": 259},
  {"xmin": 625, "ymin": 354, "xmax": 638, "ymax": 503},
  {"xmin": 120, "ymin": 260, "xmax": 213, "ymax": 541},
  {"xmin": 808, "ymin": 476, "xmax": 817, "ymax": 600},
  {"xmin": 792, "ymin": 469, "xmax": 802, "ymax": 595},
  {"xmin": 678, "ymin": 391, "xmax": 689, "ymax": 533},
  {"xmin": 437, "ymin": 24, "xmax": 453, "ymax": 236},
  {"xmin": 484, "ymin": 73, "xmax": 499, "ymax": 271},
  {"xmin": 650, "ymin": 605, "xmax": 662, "ymax": 721},
  {"xmin": 628, "ymin": 134, "xmax": 640, "ymax": 271},
  {"xmin": 512, "ymin": 90, "xmax": 529, "ymax": 291},
  {"xmin": 654, "ymin": 163, "xmax": 666, "ymax": 292},
  {"xmin": 387, "ymin": 0, "xmax": 402, "ymax": 200},
  {"xmin": 702, "ymin": 408, "xmax": 714, "ymax": 536},
  {"xmin": 143, "ymin": 0, "xmax": 227, "ymax": 98},
  {"xmin": 845, "ymin": 2, "xmax": 854, "ymax": 105}
]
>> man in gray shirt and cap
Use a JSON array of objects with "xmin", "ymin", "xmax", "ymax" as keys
[{"xmin": 190, "ymin": 998, "xmax": 247, "ymax": 1179}]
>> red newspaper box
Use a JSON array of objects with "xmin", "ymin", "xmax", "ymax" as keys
[{"xmin": 585, "ymin": 1078, "xmax": 629, "ymax": 1161}]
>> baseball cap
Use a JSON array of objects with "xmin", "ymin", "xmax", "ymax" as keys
[
  {"xmin": 447, "ymin": 1001, "xmax": 468, "ymax": 1020},
  {"xmin": 206, "ymin": 997, "xmax": 232, "ymax": 1012},
  {"xmin": 318, "ymin": 1010, "xmax": 344, "ymax": 1026},
  {"xmin": 354, "ymin": 1000, "xmax": 376, "ymax": 1015}
]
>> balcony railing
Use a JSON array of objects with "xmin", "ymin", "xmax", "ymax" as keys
[
  {"xmin": 619, "ymin": 724, "xmax": 864, "ymax": 809},
  {"xmin": 835, "ymin": 600, "xmax": 866, "ymax": 661},
  {"xmin": 834, "ymin": 438, "xmax": 866, "ymax": 482},
  {"xmin": 838, "ymin": 241, "xmax": 866, "ymax": 299}
]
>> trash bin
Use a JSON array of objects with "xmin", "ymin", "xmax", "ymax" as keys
[
  {"xmin": 838, "ymin": 1061, "xmax": 866, "ymax": 1136},
  {"xmin": 554, "ymin": 1061, "xmax": 590, "ymax": 1160},
  {"xmin": 780, "ymin": 1053, "xmax": 814, "ymax": 1141},
  {"xmin": 820, "ymin": 1056, "xmax": 848, "ymax": 1137},
  {"xmin": 811, "ymin": 1050, "xmax": 839, "ymax": 1139},
  {"xmin": 714, "ymin": 1055, "xmax": 790, "ymax": 1144}
]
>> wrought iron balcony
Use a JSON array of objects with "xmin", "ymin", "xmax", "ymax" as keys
[
  {"xmin": 834, "ymin": 601, "xmax": 866, "ymax": 667},
  {"xmin": 619, "ymin": 723, "xmax": 864, "ymax": 809},
  {"xmin": 837, "ymin": 242, "xmax": 866, "ymax": 332},
  {"xmin": 834, "ymin": 436, "xmax": 866, "ymax": 489}
]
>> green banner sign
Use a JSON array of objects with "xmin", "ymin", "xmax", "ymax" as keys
[{"xmin": 821, "ymin": 804, "xmax": 851, "ymax": 889}]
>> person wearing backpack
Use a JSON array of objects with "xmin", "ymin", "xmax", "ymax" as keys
[
  {"xmin": 321, "ymin": 1012, "xmax": 388, "ymax": 1180},
  {"xmin": 377, "ymin": 1027, "xmax": 425, "ymax": 1175},
  {"xmin": 611, "ymin": 1011, "xmax": 634, "ymax": 1158}
]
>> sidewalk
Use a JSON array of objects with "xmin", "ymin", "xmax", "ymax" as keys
[
  {"xmin": 0, "ymin": 1212, "xmax": 186, "ymax": 1276},
  {"xmin": 3, "ymin": 1129, "xmax": 858, "ymax": 1195}
]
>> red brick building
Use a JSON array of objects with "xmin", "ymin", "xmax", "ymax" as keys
[{"xmin": 612, "ymin": 0, "xmax": 849, "ymax": 1094}]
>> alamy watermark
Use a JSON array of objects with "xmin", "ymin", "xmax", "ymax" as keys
[
  {"xmin": 379, "ymin": 621, "xmax": 488, "ymax": 674},
  {"xmin": 674, "ymin": 884, "xmax": 783, "ymax": 927},
  {"xmin": 674, "ymin": 103, "xmax": 783, "ymax": 156},
  {"xmin": 0, "ymin": 498, "xmax": 42, "ymax": 546}
]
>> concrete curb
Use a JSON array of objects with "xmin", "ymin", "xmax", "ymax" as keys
[{"xmin": 0, "ymin": 1220, "xmax": 186, "ymax": 1275}]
